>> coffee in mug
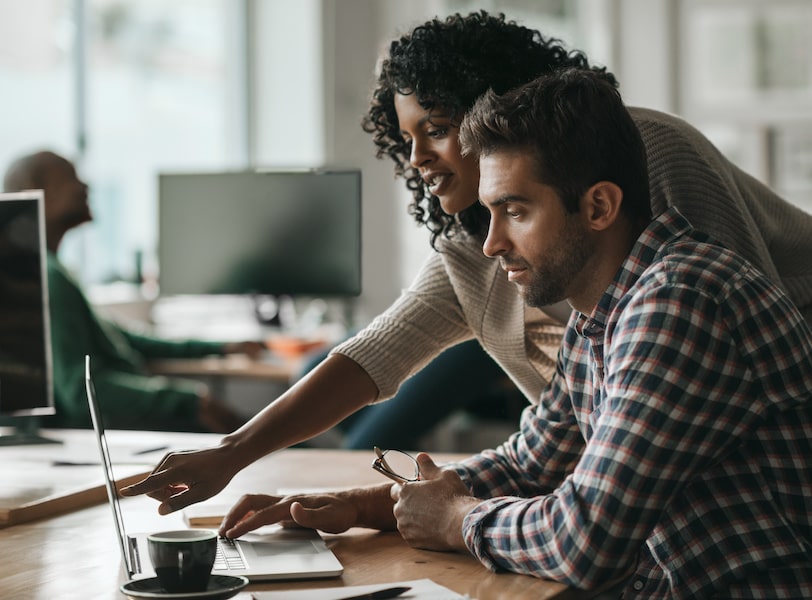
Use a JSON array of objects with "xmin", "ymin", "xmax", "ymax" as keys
[{"xmin": 147, "ymin": 529, "xmax": 217, "ymax": 593}]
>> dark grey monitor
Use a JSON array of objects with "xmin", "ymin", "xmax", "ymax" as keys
[
  {"xmin": 0, "ymin": 191, "xmax": 58, "ymax": 445},
  {"xmin": 158, "ymin": 169, "xmax": 362, "ymax": 298}
]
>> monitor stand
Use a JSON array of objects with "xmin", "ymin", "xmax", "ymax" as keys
[{"xmin": 0, "ymin": 417, "xmax": 62, "ymax": 446}]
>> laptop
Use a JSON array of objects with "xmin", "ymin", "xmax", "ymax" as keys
[{"xmin": 84, "ymin": 355, "xmax": 344, "ymax": 582}]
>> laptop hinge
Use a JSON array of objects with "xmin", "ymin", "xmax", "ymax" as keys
[{"xmin": 128, "ymin": 537, "xmax": 142, "ymax": 575}]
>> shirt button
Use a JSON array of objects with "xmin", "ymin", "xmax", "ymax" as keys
[{"xmin": 633, "ymin": 580, "xmax": 645, "ymax": 591}]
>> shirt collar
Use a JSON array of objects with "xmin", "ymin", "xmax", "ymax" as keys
[{"xmin": 583, "ymin": 207, "xmax": 693, "ymax": 329}]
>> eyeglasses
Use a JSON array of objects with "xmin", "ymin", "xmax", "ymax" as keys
[{"xmin": 371, "ymin": 446, "xmax": 420, "ymax": 484}]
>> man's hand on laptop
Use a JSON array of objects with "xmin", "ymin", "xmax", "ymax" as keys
[{"xmin": 219, "ymin": 484, "xmax": 397, "ymax": 539}]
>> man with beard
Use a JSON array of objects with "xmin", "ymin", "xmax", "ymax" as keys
[
  {"xmin": 3, "ymin": 151, "xmax": 264, "ymax": 433},
  {"xmin": 418, "ymin": 68, "xmax": 811, "ymax": 598}
]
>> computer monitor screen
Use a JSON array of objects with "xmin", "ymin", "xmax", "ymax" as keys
[
  {"xmin": 158, "ymin": 169, "xmax": 362, "ymax": 297},
  {"xmin": 0, "ymin": 191, "xmax": 57, "ymax": 445}
]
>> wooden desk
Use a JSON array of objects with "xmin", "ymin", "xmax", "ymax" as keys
[
  {"xmin": 147, "ymin": 354, "xmax": 301, "ymax": 410},
  {"xmin": 148, "ymin": 354, "xmax": 299, "ymax": 384},
  {"xmin": 0, "ymin": 432, "xmax": 583, "ymax": 600},
  {"xmin": 0, "ymin": 429, "xmax": 199, "ymax": 528}
]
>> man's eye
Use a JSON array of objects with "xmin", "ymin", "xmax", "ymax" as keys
[{"xmin": 428, "ymin": 127, "xmax": 448, "ymax": 138}]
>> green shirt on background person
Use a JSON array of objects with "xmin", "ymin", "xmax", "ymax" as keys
[{"xmin": 46, "ymin": 253, "xmax": 228, "ymax": 432}]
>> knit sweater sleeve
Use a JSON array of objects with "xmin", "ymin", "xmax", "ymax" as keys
[
  {"xmin": 632, "ymin": 106, "xmax": 812, "ymax": 322},
  {"xmin": 332, "ymin": 246, "xmax": 475, "ymax": 400}
]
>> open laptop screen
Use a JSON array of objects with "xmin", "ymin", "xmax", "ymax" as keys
[{"xmin": 84, "ymin": 354, "xmax": 137, "ymax": 576}]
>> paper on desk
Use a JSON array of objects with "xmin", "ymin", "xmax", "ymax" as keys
[
  {"xmin": 183, "ymin": 503, "xmax": 231, "ymax": 527},
  {"xmin": 251, "ymin": 578, "xmax": 468, "ymax": 599}
]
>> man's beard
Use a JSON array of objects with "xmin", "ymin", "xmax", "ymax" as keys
[{"xmin": 520, "ymin": 216, "xmax": 593, "ymax": 308}]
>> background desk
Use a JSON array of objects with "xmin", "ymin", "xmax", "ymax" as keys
[
  {"xmin": 148, "ymin": 354, "xmax": 299, "ymax": 384},
  {"xmin": 146, "ymin": 354, "xmax": 302, "ymax": 423},
  {"xmin": 0, "ymin": 430, "xmax": 585, "ymax": 600}
]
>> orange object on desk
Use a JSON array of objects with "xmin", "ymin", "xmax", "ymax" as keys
[{"xmin": 265, "ymin": 335, "xmax": 327, "ymax": 358}]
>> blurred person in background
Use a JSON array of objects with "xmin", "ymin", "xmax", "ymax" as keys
[{"xmin": 4, "ymin": 150, "xmax": 265, "ymax": 433}]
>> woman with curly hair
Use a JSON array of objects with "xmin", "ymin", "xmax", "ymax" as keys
[
  {"xmin": 297, "ymin": 10, "xmax": 605, "ymax": 450},
  {"xmin": 123, "ymin": 11, "xmax": 812, "ymax": 540}
]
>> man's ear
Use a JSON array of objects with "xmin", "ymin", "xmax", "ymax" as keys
[{"xmin": 581, "ymin": 181, "xmax": 623, "ymax": 232}]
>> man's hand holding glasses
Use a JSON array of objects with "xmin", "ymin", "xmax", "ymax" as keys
[
  {"xmin": 371, "ymin": 446, "xmax": 421, "ymax": 484},
  {"xmin": 372, "ymin": 446, "xmax": 479, "ymax": 552}
]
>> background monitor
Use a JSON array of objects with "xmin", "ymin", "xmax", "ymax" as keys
[
  {"xmin": 0, "ymin": 191, "xmax": 58, "ymax": 445},
  {"xmin": 158, "ymin": 169, "xmax": 362, "ymax": 298}
]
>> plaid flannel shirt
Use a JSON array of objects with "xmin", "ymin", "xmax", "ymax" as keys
[{"xmin": 455, "ymin": 207, "xmax": 812, "ymax": 599}]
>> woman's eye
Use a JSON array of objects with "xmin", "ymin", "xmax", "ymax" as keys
[{"xmin": 427, "ymin": 127, "xmax": 448, "ymax": 138}]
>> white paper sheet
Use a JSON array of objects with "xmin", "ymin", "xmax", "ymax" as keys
[{"xmin": 251, "ymin": 578, "xmax": 470, "ymax": 599}]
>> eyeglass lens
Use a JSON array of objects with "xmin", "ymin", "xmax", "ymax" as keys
[{"xmin": 376, "ymin": 448, "xmax": 419, "ymax": 482}]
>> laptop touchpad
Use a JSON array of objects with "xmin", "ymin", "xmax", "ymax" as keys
[{"xmin": 252, "ymin": 540, "xmax": 321, "ymax": 556}]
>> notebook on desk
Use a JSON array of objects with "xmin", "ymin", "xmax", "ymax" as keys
[{"xmin": 84, "ymin": 355, "xmax": 344, "ymax": 582}]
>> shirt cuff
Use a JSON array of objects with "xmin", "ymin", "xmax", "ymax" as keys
[{"xmin": 461, "ymin": 499, "xmax": 510, "ymax": 573}]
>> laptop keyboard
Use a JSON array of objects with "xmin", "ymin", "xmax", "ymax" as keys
[{"xmin": 214, "ymin": 537, "xmax": 246, "ymax": 571}]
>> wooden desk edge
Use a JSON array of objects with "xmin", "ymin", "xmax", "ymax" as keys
[{"xmin": 0, "ymin": 470, "xmax": 149, "ymax": 529}]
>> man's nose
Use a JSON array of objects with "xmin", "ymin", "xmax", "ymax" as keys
[{"xmin": 482, "ymin": 221, "xmax": 507, "ymax": 257}]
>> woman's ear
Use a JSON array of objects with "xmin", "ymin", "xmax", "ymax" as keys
[{"xmin": 581, "ymin": 181, "xmax": 623, "ymax": 232}]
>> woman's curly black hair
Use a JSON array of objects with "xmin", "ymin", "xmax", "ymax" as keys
[{"xmin": 362, "ymin": 10, "xmax": 617, "ymax": 249}]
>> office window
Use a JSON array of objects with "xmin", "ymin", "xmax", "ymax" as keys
[
  {"xmin": 0, "ymin": 0, "xmax": 247, "ymax": 285},
  {"xmin": 443, "ymin": 0, "xmax": 612, "ymax": 66},
  {"xmin": 678, "ymin": 0, "xmax": 812, "ymax": 213},
  {"xmin": 0, "ymin": 0, "xmax": 75, "ymax": 174}
]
